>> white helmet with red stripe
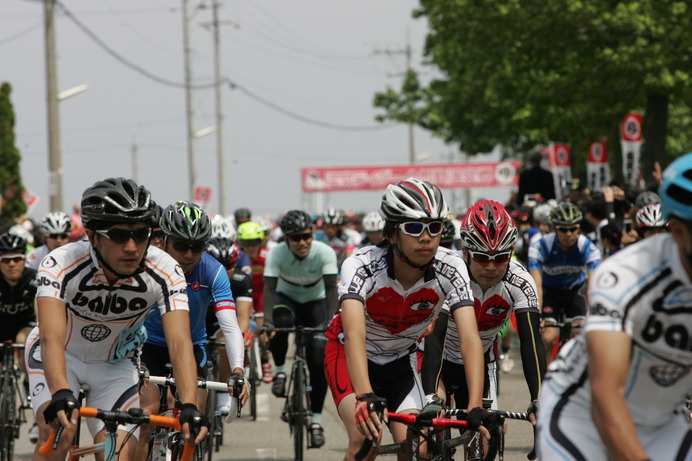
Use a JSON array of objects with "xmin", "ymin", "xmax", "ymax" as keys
[{"xmin": 380, "ymin": 178, "xmax": 449, "ymax": 222}]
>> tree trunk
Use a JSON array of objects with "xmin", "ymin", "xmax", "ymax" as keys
[{"xmin": 642, "ymin": 93, "xmax": 668, "ymax": 188}]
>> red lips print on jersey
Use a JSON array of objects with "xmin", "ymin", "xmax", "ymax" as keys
[
  {"xmin": 366, "ymin": 287, "xmax": 439, "ymax": 334},
  {"xmin": 475, "ymin": 294, "xmax": 511, "ymax": 331}
]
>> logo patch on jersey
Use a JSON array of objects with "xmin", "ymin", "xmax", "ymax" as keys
[
  {"xmin": 596, "ymin": 271, "xmax": 618, "ymax": 289},
  {"xmin": 81, "ymin": 323, "xmax": 112, "ymax": 342},
  {"xmin": 648, "ymin": 363, "xmax": 689, "ymax": 387},
  {"xmin": 174, "ymin": 265, "xmax": 184, "ymax": 277},
  {"xmin": 42, "ymin": 256, "xmax": 57, "ymax": 268},
  {"xmin": 366, "ymin": 287, "xmax": 438, "ymax": 334},
  {"xmin": 474, "ymin": 295, "xmax": 511, "ymax": 331},
  {"xmin": 190, "ymin": 281, "xmax": 200, "ymax": 291}
]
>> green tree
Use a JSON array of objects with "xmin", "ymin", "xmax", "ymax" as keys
[
  {"xmin": 0, "ymin": 82, "xmax": 27, "ymax": 228},
  {"xmin": 375, "ymin": 0, "xmax": 692, "ymax": 184}
]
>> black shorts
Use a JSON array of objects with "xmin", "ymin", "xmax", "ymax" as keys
[
  {"xmin": 541, "ymin": 283, "xmax": 587, "ymax": 321},
  {"xmin": 139, "ymin": 342, "xmax": 208, "ymax": 379}
]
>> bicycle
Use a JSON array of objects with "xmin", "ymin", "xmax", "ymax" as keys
[
  {"xmin": 245, "ymin": 332, "xmax": 262, "ymax": 421},
  {"xmin": 542, "ymin": 316, "xmax": 583, "ymax": 360},
  {"xmin": 0, "ymin": 341, "xmax": 30, "ymax": 461},
  {"xmin": 269, "ymin": 326, "xmax": 325, "ymax": 461},
  {"xmin": 204, "ymin": 338, "xmax": 226, "ymax": 456},
  {"xmin": 38, "ymin": 404, "xmax": 195, "ymax": 461},
  {"xmin": 146, "ymin": 374, "xmax": 243, "ymax": 461}
]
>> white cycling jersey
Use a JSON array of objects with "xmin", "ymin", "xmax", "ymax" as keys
[
  {"xmin": 444, "ymin": 260, "xmax": 539, "ymax": 364},
  {"xmin": 35, "ymin": 240, "xmax": 189, "ymax": 363},
  {"xmin": 25, "ymin": 245, "xmax": 49, "ymax": 270},
  {"xmin": 537, "ymin": 234, "xmax": 692, "ymax": 460},
  {"xmin": 326, "ymin": 245, "xmax": 474, "ymax": 366}
]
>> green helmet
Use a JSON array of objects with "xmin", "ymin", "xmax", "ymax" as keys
[
  {"xmin": 550, "ymin": 202, "xmax": 583, "ymax": 227},
  {"xmin": 237, "ymin": 221, "xmax": 265, "ymax": 241},
  {"xmin": 161, "ymin": 201, "xmax": 211, "ymax": 242}
]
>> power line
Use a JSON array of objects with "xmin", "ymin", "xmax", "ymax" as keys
[
  {"xmin": 0, "ymin": 23, "xmax": 40, "ymax": 46},
  {"xmin": 56, "ymin": 1, "xmax": 394, "ymax": 132}
]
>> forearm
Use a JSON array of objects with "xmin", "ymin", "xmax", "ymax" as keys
[
  {"xmin": 516, "ymin": 311, "xmax": 546, "ymax": 401},
  {"xmin": 460, "ymin": 334, "xmax": 485, "ymax": 409},
  {"xmin": 41, "ymin": 332, "xmax": 70, "ymax": 393},
  {"xmin": 323, "ymin": 274, "xmax": 338, "ymax": 318},
  {"xmin": 591, "ymin": 392, "xmax": 648, "ymax": 460},
  {"xmin": 420, "ymin": 313, "xmax": 448, "ymax": 396},
  {"xmin": 216, "ymin": 309, "xmax": 245, "ymax": 370},
  {"xmin": 263, "ymin": 277, "xmax": 278, "ymax": 324},
  {"xmin": 163, "ymin": 312, "xmax": 198, "ymax": 405},
  {"xmin": 344, "ymin": 330, "xmax": 372, "ymax": 396},
  {"xmin": 235, "ymin": 299, "xmax": 252, "ymax": 334}
]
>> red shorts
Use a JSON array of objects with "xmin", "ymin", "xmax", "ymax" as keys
[{"xmin": 324, "ymin": 339, "xmax": 354, "ymax": 408}]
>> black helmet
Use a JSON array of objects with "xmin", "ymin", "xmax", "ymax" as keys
[
  {"xmin": 280, "ymin": 210, "xmax": 313, "ymax": 235},
  {"xmin": 322, "ymin": 208, "xmax": 347, "ymax": 226},
  {"xmin": 0, "ymin": 233, "xmax": 27, "ymax": 255},
  {"xmin": 440, "ymin": 220, "xmax": 456, "ymax": 244},
  {"xmin": 206, "ymin": 237, "xmax": 240, "ymax": 268},
  {"xmin": 80, "ymin": 177, "xmax": 155, "ymax": 229},
  {"xmin": 161, "ymin": 201, "xmax": 212, "ymax": 242},
  {"xmin": 550, "ymin": 202, "xmax": 583, "ymax": 227},
  {"xmin": 150, "ymin": 204, "xmax": 164, "ymax": 230},
  {"xmin": 234, "ymin": 207, "xmax": 252, "ymax": 221}
]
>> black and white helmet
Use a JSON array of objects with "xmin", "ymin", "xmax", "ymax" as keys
[
  {"xmin": 280, "ymin": 210, "xmax": 313, "ymax": 235},
  {"xmin": 380, "ymin": 178, "xmax": 449, "ymax": 222},
  {"xmin": 161, "ymin": 201, "xmax": 212, "ymax": 242},
  {"xmin": 362, "ymin": 212, "xmax": 385, "ymax": 232},
  {"xmin": 40, "ymin": 211, "xmax": 72, "ymax": 235},
  {"xmin": 635, "ymin": 204, "xmax": 667, "ymax": 229},
  {"xmin": 322, "ymin": 208, "xmax": 347, "ymax": 226},
  {"xmin": 211, "ymin": 215, "xmax": 236, "ymax": 240},
  {"xmin": 0, "ymin": 233, "xmax": 26, "ymax": 255},
  {"xmin": 80, "ymin": 177, "xmax": 155, "ymax": 229}
]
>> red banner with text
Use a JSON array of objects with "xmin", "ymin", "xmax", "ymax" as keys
[{"xmin": 301, "ymin": 162, "xmax": 521, "ymax": 192}]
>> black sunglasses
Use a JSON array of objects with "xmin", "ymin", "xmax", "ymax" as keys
[
  {"xmin": 0, "ymin": 255, "xmax": 25, "ymax": 264},
  {"xmin": 96, "ymin": 227, "xmax": 151, "ymax": 244},
  {"xmin": 48, "ymin": 233, "xmax": 69, "ymax": 240},
  {"xmin": 557, "ymin": 226, "xmax": 579, "ymax": 233},
  {"xmin": 287, "ymin": 232, "xmax": 313, "ymax": 243},
  {"xmin": 170, "ymin": 240, "xmax": 206, "ymax": 253}
]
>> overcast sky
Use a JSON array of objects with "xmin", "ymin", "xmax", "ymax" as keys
[{"xmin": 2, "ymin": 0, "xmax": 512, "ymax": 221}]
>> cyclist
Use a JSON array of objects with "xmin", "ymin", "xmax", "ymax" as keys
[
  {"xmin": 528, "ymin": 202, "xmax": 601, "ymax": 364},
  {"xmin": 136, "ymin": 201, "xmax": 247, "ymax": 459},
  {"xmin": 324, "ymin": 178, "xmax": 487, "ymax": 461},
  {"xmin": 25, "ymin": 178, "xmax": 207, "ymax": 461},
  {"xmin": 537, "ymin": 153, "xmax": 692, "ymax": 460},
  {"xmin": 205, "ymin": 237, "xmax": 253, "ymax": 414},
  {"xmin": 210, "ymin": 214, "xmax": 251, "ymax": 274},
  {"xmin": 149, "ymin": 204, "xmax": 164, "ymax": 249},
  {"xmin": 25, "ymin": 211, "xmax": 72, "ymax": 270},
  {"xmin": 314, "ymin": 208, "xmax": 360, "ymax": 271},
  {"xmin": 234, "ymin": 207, "xmax": 252, "ymax": 226},
  {"xmin": 357, "ymin": 211, "xmax": 385, "ymax": 248},
  {"xmin": 422, "ymin": 201, "xmax": 545, "ymax": 424},
  {"xmin": 263, "ymin": 209, "xmax": 338, "ymax": 448},
  {"xmin": 636, "ymin": 203, "xmax": 668, "ymax": 239}
]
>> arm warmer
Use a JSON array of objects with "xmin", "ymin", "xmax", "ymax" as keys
[
  {"xmin": 420, "ymin": 311, "xmax": 449, "ymax": 396},
  {"xmin": 323, "ymin": 274, "xmax": 338, "ymax": 318},
  {"xmin": 215, "ymin": 308, "xmax": 245, "ymax": 370},
  {"xmin": 515, "ymin": 310, "xmax": 546, "ymax": 401},
  {"xmin": 263, "ymin": 276, "xmax": 278, "ymax": 324}
]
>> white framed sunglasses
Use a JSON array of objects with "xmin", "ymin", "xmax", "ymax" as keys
[{"xmin": 398, "ymin": 221, "xmax": 444, "ymax": 237}]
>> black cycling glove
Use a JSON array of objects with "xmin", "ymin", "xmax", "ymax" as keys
[
  {"xmin": 467, "ymin": 407, "xmax": 500, "ymax": 434},
  {"xmin": 179, "ymin": 403, "xmax": 210, "ymax": 437},
  {"xmin": 44, "ymin": 388, "xmax": 80, "ymax": 424}
]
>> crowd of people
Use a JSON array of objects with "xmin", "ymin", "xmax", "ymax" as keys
[{"xmin": 0, "ymin": 152, "xmax": 689, "ymax": 461}]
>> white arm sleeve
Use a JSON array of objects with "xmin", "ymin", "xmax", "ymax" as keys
[{"xmin": 215, "ymin": 308, "xmax": 245, "ymax": 371}]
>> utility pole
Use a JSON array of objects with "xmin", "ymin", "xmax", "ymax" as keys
[
  {"xmin": 374, "ymin": 28, "xmax": 416, "ymax": 164},
  {"xmin": 131, "ymin": 136, "xmax": 138, "ymax": 183},
  {"xmin": 182, "ymin": 0, "xmax": 197, "ymax": 201},
  {"xmin": 211, "ymin": 0, "xmax": 227, "ymax": 215},
  {"xmin": 44, "ymin": 0, "xmax": 62, "ymax": 212}
]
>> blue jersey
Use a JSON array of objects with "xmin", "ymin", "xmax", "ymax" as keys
[
  {"xmin": 144, "ymin": 252, "xmax": 235, "ymax": 346},
  {"xmin": 528, "ymin": 233, "xmax": 601, "ymax": 290}
]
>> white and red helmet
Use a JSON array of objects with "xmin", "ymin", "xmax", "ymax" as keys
[
  {"xmin": 380, "ymin": 178, "xmax": 449, "ymax": 222},
  {"xmin": 635, "ymin": 204, "xmax": 667, "ymax": 229},
  {"xmin": 460, "ymin": 200, "xmax": 518, "ymax": 253}
]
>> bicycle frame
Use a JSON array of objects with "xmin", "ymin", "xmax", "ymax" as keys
[{"xmin": 0, "ymin": 342, "xmax": 28, "ymax": 461}]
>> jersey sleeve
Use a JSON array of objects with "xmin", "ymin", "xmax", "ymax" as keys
[
  {"xmin": 321, "ymin": 244, "xmax": 339, "ymax": 276},
  {"xmin": 263, "ymin": 245, "xmax": 281, "ymax": 278},
  {"xmin": 211, "ymin": 265, "xmax": 236, "ymax": 313},
  {"xmin": 585, "ymin": 262, "xmax": 628, "ymax": 335},
  {"xmin": 582, "ymin": 238, "xmax": 602, "ymax": 271},
  {"xmin": 438, "ymin": 253, "xmax": 474, "ymax": 312},
  {"xmin": 527, "ymin": 239, "xmax": 544, "ymax": 271},
  {"xmin": 152, "ymin": 258, "xmax": 189, "ymax": 316},
  {"xmin": 35, "ymin": 251, "xmax": 74, "ymax": 302},
  {"xmin": 231, "ymin": 272, "xmax": 253, "ymax": 302},
  {"xmin": 338, "ymin": 254, "xmax": 372, "ymax": 304},
  {"xmin": 506, "ymin": 265, "xmax": 539, "ymax": 313}
]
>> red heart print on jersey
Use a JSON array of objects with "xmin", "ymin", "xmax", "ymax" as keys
[
  {"xmin": 366, "ymin": 287, "xmax": 439, "ymax": 334},
  {"xmin": 474, "ymin": 294, "xmax": 511, "ymax": 332}
]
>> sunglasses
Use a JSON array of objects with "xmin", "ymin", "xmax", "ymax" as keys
[
  {"xmin": 170, "ymin": 240, "xmax": 206, "ymax": 253},
  {"xmin": 0, "ymin": 255, "xmax": 25, "ymax": 264},
  {"xmin": 96, "ymin": 227, "xmax": 151, "ymax": 244},
  {"xmin": 287, "ymin": 233, "xmax": 313, "ymax": 243},
  {"xmin": 557, "ymin": 226, "xmax": 579, "ymax": 233},
  {"xmin": 468, "ymin": 250, "xmax": 512, "ymax": 265},
  {"xmin": 48, "ymin": 233, "xmax": 69, "ymax": 240},
  {"xmin": 399, "ymin": 221, "xmax": 444, "ymax": 237}
]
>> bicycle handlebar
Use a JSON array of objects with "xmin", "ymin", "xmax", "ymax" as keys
[
  {"xmin": 38, "ymin": 407, "xmax": 195, "ymax": 461},
  {"xmin": 443, "ymin": 407, "xmax": 530, "ymax": 421},
  {"xmin": 147, "ymin": 376, "xmax": 231, "ymax": 392}
]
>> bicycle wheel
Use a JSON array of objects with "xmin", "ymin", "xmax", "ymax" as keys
[
  {"xmin": 247, "ymin": 340, "xmax": 259, "ymax": 421},
  {"xmin": 291, "ymin": 364, "xmax": 306, "ymax": 461},
  {"xmin": 204, "ymin": 389, "xmax": 216, "ymax": 461},
  {"xmin": 0, "ymin": 374, "xmax": 16, "ymax": 461}
]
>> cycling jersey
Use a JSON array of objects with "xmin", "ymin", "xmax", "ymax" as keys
[
  {"xmin": 35, "ymin": 240, "xmax": 188, "ymax": 363},
  {"xmin": 326, "ymin": 245, "xmax": 474, "ymax": 366},
  {"xmin": 443, "ymin": 260, "xmax": 539, "ymax": 364},
  {"xmin": 25, "ymin": 245, "xmax": 49, "ymax": 270},
  {"xmin": 314, "ymin": 230, "xmax": 351, "ymax": 270},
  {"xmin": 144, "ymin": 252, "xmax": 244, "ymax": 370},
  {"xmin": 528, "ymin": 233, "xmax": 600, "ymax": 290},
  {"xmin": 0, "ymin": 267, "xmax": 37, "ymax": 341},
  {"xmin": 264, "ymin": 240, "xmax": 337, "ymax": 303},
  {"xmin": 537, "ymin": 234, "xmax": 692, "ymax": 460}
]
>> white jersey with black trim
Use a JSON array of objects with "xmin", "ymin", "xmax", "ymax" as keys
[
  {"xmin": 541, "ymin": 234, "xmax": 692, "ymax": 428},
  {"xmin": 326, "ymin": 245, "xmax": 474, "ymax": 366},
  {"xmin": 35, "ymin": 240, "xmax": 189, "ymax": 363},
  {"xmin": 444, "ymin": 259, "xmax": 539, "ymax": 364}
]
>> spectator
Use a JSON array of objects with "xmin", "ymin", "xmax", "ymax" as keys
[{"xmin": 517, "ymin": 151, "xmax": 556, "ymax": 204}]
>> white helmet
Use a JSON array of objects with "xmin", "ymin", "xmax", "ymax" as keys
[
  {"xmin": 40, "ymin": 211, "xmax": 72, "ymax": 235},
  {"xmin": 362, "ymin": 212, "xmax": 385, "ymax": 232},
  {"xmin": 380, "ymin": 178, "xmax": 449, "ymax": 222},
  {"xmin": 211, "ymin": 215, "xmax": 236, "ymax": 240},
  {"xmin": 532, "ymin": 204, "xmax": 553, "ymax": 225},
  {"xmin": 635, "ymin": 204, "xmax": 666, "ymax": 229}
]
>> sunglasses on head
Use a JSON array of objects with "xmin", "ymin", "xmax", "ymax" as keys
[
  {"xmin": 468, "ymin": 249, "xmax": 512, "ymax": 265},
  {"xmin": 399, "ymin": 221, "xmax": 444, "ymax": 237},
  {"xmin": 96, "ymin": 227, "xmax": 151, "ymax": 244},
  {"xmin": 170, "ymin": 240, "xmax": 206, "ymax": 253},
  {"xmin": 48, "ymin": 233, "xmax": 69, "ymax": 240},
  {"xmin": 557, "ymin": 226, "xmax": 579, "ymax": 233},
  {"xmin": 0, "ymin": 255, "xmax": 25, "ymax": 264},
  {"xmin": 287, "ymin": 232, "xmax": 313, "ymax": 243}
]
